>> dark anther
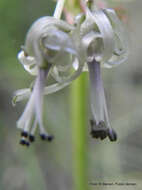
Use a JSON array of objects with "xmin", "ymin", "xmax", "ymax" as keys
[
  {"xmin": 90, "ymin": 128, "xmax": 108, "ymax": 140},
  {"xmin": 29, "ymin": 135, "xmax": 35, "ymax": 142},
  {"xmin": 90, "ymin": 119, "xmax": 108, "ymax": 140},
  {"xmin": 47, "ymin": 135, "xmax": 54, "ymax": 142},
  {"xmin": 100, "ymin": 130, "xmax": 107, "ymax": 140},
  {"xmin": 21, "ymin": 131, "xmax": 28, "ymax": 138},
  {"xmin": 40, "ymin": 134, "xmax": 47, "ymax": 140},
  {"xmin": 40, "ymin": 134, "xmax": 54, "ymax": 142},
  {"xmin": 89, "ymin": 119, "xmax": 117, "ymax": 142},
  {"xmin": 19, "ymin": 139, "xmax": 26, "ymax": 146},
  {"xmin": 108, "ymin": 128, "xmax": 117, "ymax": 142},
  {"xmin": 19, "ymin": 137, "xmax": 30, "ymax": 147},
  {"xmin": 90, "ymin": 129, "xmax": 99, "ymax": 138},
  {"xmin": 25, "ymin": 141, "xmax": 30, "ymax": 147}
]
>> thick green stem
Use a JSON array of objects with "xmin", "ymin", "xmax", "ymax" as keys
[
  {"xmin": 71, "ymin": 73, "xmax": 89, "ymax": 190},
  {"xmin": 54, "ymin": 1, "xmax": 89, "ymax": 189}
]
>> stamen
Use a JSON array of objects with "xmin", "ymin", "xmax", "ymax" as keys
[
  {"xmin": 47, "ymin": 135, "xmax": 54, "ymax": 142},
  {"xmin": 19, "ymin": 138, "xmax": 26, "ymax": 145},
  {"xmin": 18, "ymin": 66, "xmax": 53, "ymax": 146},
  {"xmin": 28, "ymin": 119, "xmax": 37, "ymax": 142},
  {"xmin": 90, "ymin": 119, "xmax": 117, "ymax": 141},
  {"xmin": 88, "ymin": 60, "xmax": 104, "ymax": 125},
  {"xmin": 108, "ymin": 128, "xmax": 117, "ymax": 142},
  {"xmin": 25, "ymin": 141, "xmax": 30, "ymax": 147},
  {"xmin": 88, "ymin": 59, "xmax": 117, "ymax": 142},
  {"xmin": 21, "ymin": 131, "xmax": 28, "ymax": 138},
  {"xmin": 29, "ymin": 135, "xmax": 35, "ymax": 142},
  {"xmin": 29, "ymin": 119, "xmax": 38, "ymax": 139},
  {"xmin": 19, "ymin": 137, "xmax": 30, "ymax": 147},
  {"xmin": 22, "ymin": 118, "xmax": 32, "ymax": 136},
  {"xmin": 34, "ymin": 68, "xmax": 51, "ymax": 137},
  {"xmin": 40, "ymin": 134, "xmax": 54, "ymax": 142},
  {"xmin": 90, "ymin": 119, "xmax": 108, "ymax": 140},
  {"xmin": 100, "ymin": 131, "xmax": 107, "ymax": 140}
]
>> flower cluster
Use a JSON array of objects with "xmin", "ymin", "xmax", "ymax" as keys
[{"xmin": 13, "ymin": 2, "xmax": 128, "ymax": 146}]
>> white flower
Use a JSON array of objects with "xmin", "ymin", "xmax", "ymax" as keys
[
  {"xmin": 14, "ymin": 5, "xmax": 129, "ymax": 144},
  {"xmin": 15, "ymin": 16, "xmax": 85, "ymax": 146},
  {"xmin": 74, "ymin": 4, "xmax": 128, "ymax": 141}
]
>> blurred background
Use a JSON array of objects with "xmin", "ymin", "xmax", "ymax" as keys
[{"xmin": 0, "ymin": 0, "xmax": 142, "ymax": 189}]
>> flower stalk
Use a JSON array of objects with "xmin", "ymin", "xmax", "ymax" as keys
[
  {"xmin": 54, "ymin": 1, "xmax": 89, "ymax": 189},
  {"xmin": 71, "ymin": 73, "xmax": 89, "ymax": 190}
]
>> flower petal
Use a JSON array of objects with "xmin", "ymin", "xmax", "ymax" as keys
[
  {"xmin": 12, "ymin": 88, "xmax": 31, "ymax": 106},
  {"xmin": 84, "ymin": 7, "xmax": 115, "ymax": 62},
  {"xmin": 17, "ymin": 51, "xmax": 38, "ymax": 75}
]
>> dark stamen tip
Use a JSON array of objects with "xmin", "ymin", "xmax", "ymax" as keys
[
  {"xmin": 29, "ymin": 135, "xmax": 35, "ymax": 142},
  {"xmin": 19, "ymin": 139, "xmax": 26, "ymax": 146},
  {"xmin": 100, "ymin": 131, "xmax": 107, "ymax": 140},
  {"xmin": 19, "ymin": 137, "xmax": 30, "ymax": 147},
  {"xmin": 40, "ymin": 134, "xmax": 54, "ymax": 142},
  {"xmin": 108, "ymin": 128, "xmax": 117, "ymax": 142},
  {"xmin": 19, "ymin": 138, "xmax": 30, "ymax": 146},
  {"xmin": 90, "ymin": 130, "xmax": 99, "ymax": 138},
  {"xmin": 100, "ymin": 136, "xmax": 106, "ymax": 140},
  {"xmin": 25, "ymin": 141, "xmax": 30, "ymax": 147},
  {"xmin": 21, "ymin": 131, "xmax": 28, "ymax": 138},
  {"xmin": 90, "ymin": 126, "xmax": 109, "ymax": 140},
  {"xmin": 40, "ymin": 134, "xmax": 47, "ymax": 140},
  {"xmin": 47, "ymin": 135, "xmax": 54, "ymax": 142}
]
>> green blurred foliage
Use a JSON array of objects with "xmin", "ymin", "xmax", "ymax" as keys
[{"xmin": 0, "ymin": 0, "xmax": 142, "ymax": 190}]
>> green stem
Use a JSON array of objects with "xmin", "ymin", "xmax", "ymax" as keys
[{"xmin": 71, "ymin": 73, "xmax": 89, "ymax": 190}]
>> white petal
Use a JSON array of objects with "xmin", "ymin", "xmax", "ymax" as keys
[
  {"xmin": 12, "ymin": 88, "xmax": 31, "ymax": 106},
  {"xmin": 85, "ymin": 7, "xmax": 115, "ymax": 62},
  {"xmin": 25, "ymin": 16, "xmax": 74, "ymax": 67},
  {"xmin": 103, "ymin": 9, "xmax": 129, "ymax": 67},
  {"xmin": 17, "ymin": 51, "xmax": 38, "ymax": 75},
  {"xmin": 42, "ymin": 29, "xmax": 77, "ymax": 55}
]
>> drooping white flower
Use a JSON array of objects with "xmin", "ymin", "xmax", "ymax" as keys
[
  {"xmin": 74, "ymin": 3, "xmax": 128, "ymax": 141},
  {"xmin": 14, "ymin": 3, "xmax": 128, "ymax": 144},
  {"xmin": 15, "ymin": 16, "xmax": 85, "ymax": 146},
  {"xmin": 14, "ymin": 16, "xmax": 86, "ymax": 104}
]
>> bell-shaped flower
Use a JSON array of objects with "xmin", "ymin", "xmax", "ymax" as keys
[
  {"xmin": 14, "ymin": 4, "xmax": 128, "ymax": 145},
  {"xmin": 74, "ymin": 4, "xmax": 128, "ymax": 141},
  {"xmin": 15, "ymin": 16, "xmax": 85, "ymax": 146}
]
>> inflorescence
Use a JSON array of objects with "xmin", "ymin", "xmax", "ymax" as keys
[{"xmin": 13, "ymin": 1, "xmax": 128, "ymax": 147}]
